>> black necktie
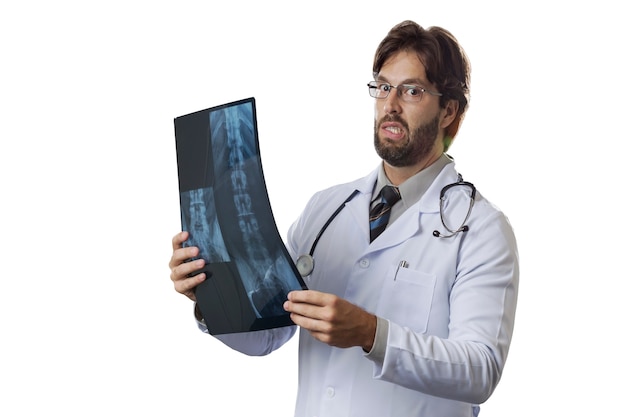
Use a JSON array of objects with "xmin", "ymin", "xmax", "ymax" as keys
[{"xmin": 369, "ymin": 185, "xmax": 401, "ymax": 242}]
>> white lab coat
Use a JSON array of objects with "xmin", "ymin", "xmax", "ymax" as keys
[{"xmin": 216, "ymin": 161, "xmax": 519, "ymax": 417}]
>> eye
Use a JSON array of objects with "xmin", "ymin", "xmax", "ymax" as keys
[
  {"xmin": 405, "ymin": 86, "xmax": 422, "ymax": 97},
  {"xmin": 379, "ymin": 83, "xmax": 391, "ymax": 92}
]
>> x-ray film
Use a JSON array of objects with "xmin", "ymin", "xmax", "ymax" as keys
[{"xmin": 174, "ymin": 97, "xmax": 307, "ymax": 334}]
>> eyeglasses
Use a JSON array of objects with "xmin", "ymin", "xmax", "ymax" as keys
[{"xmin": 367, "ymin": 81, "xmax": 442, "ymax": 102}]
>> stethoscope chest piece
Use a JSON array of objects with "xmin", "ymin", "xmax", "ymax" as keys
[{"xmin": 296, "ymin": 254, "xmax": 315, "ymax": 277}]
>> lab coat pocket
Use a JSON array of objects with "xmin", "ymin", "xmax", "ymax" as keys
[{"xmin": 376, "ymin": 266, "xmax": 436, "ymax": 333}]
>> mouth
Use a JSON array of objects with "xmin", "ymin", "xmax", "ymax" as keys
[{"xmin": 379, "ymin": 121, "xmax": 406, "ymax": 141}]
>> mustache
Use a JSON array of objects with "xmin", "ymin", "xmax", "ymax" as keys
[{"xmin": 378, "ymin": 114, "xmax": 408, "ymax": 128}]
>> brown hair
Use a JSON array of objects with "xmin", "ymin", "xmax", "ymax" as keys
[{"xmin": 373, "ymin": 21, "xmax": 471, "ymax": 147}]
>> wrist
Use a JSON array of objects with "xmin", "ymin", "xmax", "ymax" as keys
[{"xmin": 361, "ymin": 313, "xmax": 378, "ymax": 352}]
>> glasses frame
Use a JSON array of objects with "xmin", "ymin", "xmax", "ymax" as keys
[{"xmin": 367, "ymin": 81, "xmax": 442, "ymax": 102}]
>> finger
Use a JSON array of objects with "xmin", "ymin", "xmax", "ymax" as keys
[
  {"xmin": 287, "ymin": 289, "xmax": 327, "ymax": 306},
  {"xmin": 170, "ymin": 258, "xmax": 205, "ymax": 282},
  {"xmin": 291, "ymin": 313, "xmax": 339, "ymax": 347},
  {"xmin": 285, "ymin": 298, "xmax": 330, "ymax": 322},
  {"xmin": 174, "ymin": 272, "xmax": 206, "ymax": 299},
  {"xmin": 169, "ymin": 231, "xmax": 194, "ymax": 270},
  {"xmin": 171, "ymin": 231, "xmax": 189, "ymax": 250},
  {"xmin": 168, "ymin": 245, "xmax": 199, "ymax": 270},
  {"xmin": 288, "ymin": 310, "xmax": 325, "ymax": 331}
]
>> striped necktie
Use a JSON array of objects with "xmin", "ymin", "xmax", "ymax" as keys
[{"xmin": 369, "ymin": 185, "xmax": 401, "ymax": 242}]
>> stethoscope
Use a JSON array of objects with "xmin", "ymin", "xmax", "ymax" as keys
[
  {"xmin": 295, "ymin": 175, "xmax": 476, "ymax": 277},
  {"xmin": 432, "ymin": 174, "xmax": 476, "ymax": 238}
]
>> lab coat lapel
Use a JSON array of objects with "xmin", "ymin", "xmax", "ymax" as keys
[
  {"xmin": 342, "ymin": 171, "xmax": 376, "ymax": 243},
  {"xmin": 366, "ymin": 163, "xmax": 460, "ymax": 251},
  {"xmin": 367, "ymin": 209, "xmax": 421, "ymax": 250},
  {"xmin": 419, "ymin": 163, "xmax": 459, "ymax": 213}
]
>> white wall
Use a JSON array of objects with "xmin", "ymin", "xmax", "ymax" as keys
[{"xmin": 1, "ymin": 1, "xmax": 623, "ymax": 415}]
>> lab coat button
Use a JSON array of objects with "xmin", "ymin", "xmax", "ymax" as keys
[
  {"xmin": 326, "ymin": 387, "xmax": 335, "ymax": 397},
  {"xmin": 359, "ymin": 258, "xmax": 370, "ymax": 268}
]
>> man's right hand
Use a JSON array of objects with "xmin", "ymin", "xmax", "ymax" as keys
[{"xmin": 169, "ymin": 231, "xmax": 207, "ymax": 301}]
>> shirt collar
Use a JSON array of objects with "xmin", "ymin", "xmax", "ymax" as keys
[{"xmin": 372, "ymin": 153, "xmax": 453, "ymax": 208}]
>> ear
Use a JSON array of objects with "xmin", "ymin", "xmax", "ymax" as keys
[
  {"xmin": 440, "ymin": 100, "xmax": 462, "ymax": 148},
  {"xmin": 440, "ymin": 99, "xmax": 459, "ymax": 130}
]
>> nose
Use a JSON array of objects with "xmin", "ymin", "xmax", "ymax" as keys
[{"xmin": 383, "ymin": 87, "xmax": 402, "ymax": 114}]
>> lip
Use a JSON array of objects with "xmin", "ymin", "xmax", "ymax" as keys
[{"xmin": 379, "ymin": 121, "xmax": 405, "ymax": 141}]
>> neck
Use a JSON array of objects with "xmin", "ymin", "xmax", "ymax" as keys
[{"xmin": 383, "ymin": 152, "xmax": 443, "ymax": 185}]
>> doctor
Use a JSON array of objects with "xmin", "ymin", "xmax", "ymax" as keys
[{"xmin": 169, "ymin": 20, "xmax": 519, "ymax": 417}]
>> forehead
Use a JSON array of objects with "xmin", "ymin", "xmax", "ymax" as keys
[{"xmin": 376, "ymin": 50, "xmax": 429, "ymax": 85}]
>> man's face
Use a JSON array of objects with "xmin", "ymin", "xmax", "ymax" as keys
[{"xmin": 374, "ymin": 50, "xmax": 445, "ymax": 168}]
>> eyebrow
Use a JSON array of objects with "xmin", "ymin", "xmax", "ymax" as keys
[{"xmin": 375, "ymin": 75, "xmax": 429, "ymax": 87}]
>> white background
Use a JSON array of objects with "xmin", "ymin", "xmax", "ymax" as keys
[{"xmin": 1, "ymin": 1, "xmax": 624, "ymax": 415}]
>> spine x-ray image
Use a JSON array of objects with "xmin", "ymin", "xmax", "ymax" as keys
[{"xmin": 175, "ymin": 98, "xmax": 307, "ymax": 334}]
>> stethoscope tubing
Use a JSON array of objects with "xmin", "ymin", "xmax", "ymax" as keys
[
  {"xmin": 296, "ymin": 176, "xmax": 476, "ymax": 276},
  {"xmin": 295, "ymin": 189, "xmax": 359, "ymax": 277},
  {"xmin": 309, "ymin": 189, "xmax": 359, "ymax": 257}
]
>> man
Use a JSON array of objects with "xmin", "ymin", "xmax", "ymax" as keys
[{"xmin": 169, "ymin": 20, "xmax": 519, "ymax": 417}]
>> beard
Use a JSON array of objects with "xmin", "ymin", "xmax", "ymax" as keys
[{"xmin": 374, "ymin": 113, "xmax": 440, "ymax": 167}]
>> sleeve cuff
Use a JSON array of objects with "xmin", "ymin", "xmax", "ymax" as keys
[
  {"xmin": 194, "ymin": 303, "xmax": 209, "ymax": 334},
  {"xmin": 364, "ymin": 316, "xmax": 388, "ymax": 363}
]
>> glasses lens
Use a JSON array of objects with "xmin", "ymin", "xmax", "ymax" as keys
[
  {"xmin": 401, "ymin": 85, "xmax": 423, "ymax": 101},
  {"xmin": 369, "ymin": 82, "xmax": 389, "ymax": 98},
  {"xmin": 368, "ymin": 82, "xmax": 379, "ymax": 98}
]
